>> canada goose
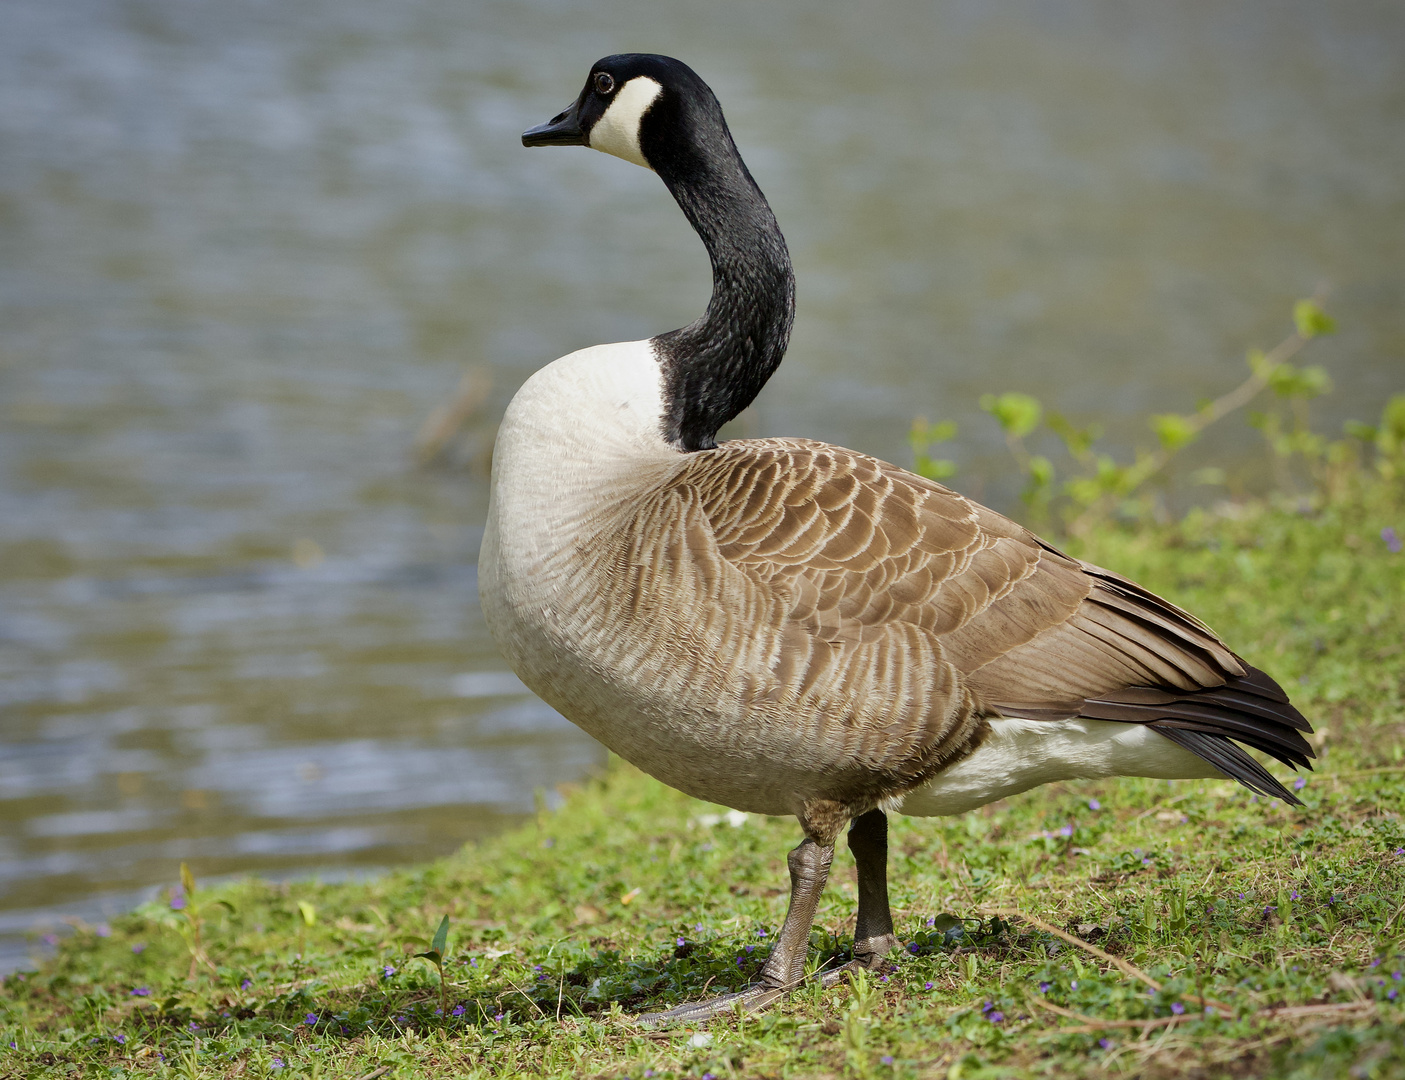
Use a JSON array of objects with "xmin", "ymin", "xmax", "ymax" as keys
[{"xmin": 479, "ymin": 54, "xmax": 1313, "ymax": 1021}]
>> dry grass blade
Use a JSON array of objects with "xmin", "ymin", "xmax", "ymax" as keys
[
  {"xmin": 1321, "ymin": 766, "xmax": 1405, "ymax": 781},
  {"xmin": 415, "ymin": 366, "xmax": 493, "ymax": 466},
  {"xmin": 353, "ymin": 1068, "xmax": 392, "ymax": 1080},
  {"xmin": 1029, "ymin": 995, "xmax": 1192, "ymax": 1033},
  {"xmin": 992, "ymin": 908, "xmax": 1232, "ymax": 1011},
  {"xmin": 1027, "ymin": 976, "xmax": 1378, "ymax": 1037},
  {"xmin": 1257, "ymin": 1001, "xmax": 1377, "ymax": 1021}
]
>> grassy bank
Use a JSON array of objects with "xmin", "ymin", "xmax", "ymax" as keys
[{"xmin": 4, "ymin": 475, "xmax": 1404, "ymax": 1079}]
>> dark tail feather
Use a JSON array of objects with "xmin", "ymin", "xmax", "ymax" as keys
[
  {"xmin": 1153, "ymin": 727, "xmax": 1304, "ymax": 806},
  {"xmin": 1082, "ymin": 665, "xmax": 1315, "ymax": 804}
]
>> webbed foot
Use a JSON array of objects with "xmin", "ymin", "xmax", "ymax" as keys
[{"xmin": 636, "ymin": 963, "xmax": 866, "ymax": 1026}]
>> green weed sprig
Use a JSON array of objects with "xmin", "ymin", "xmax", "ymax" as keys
[
  {"xmin": 171, "ymin": 863, "xmax": 231, "ymax": 981},
  {"xmin": 912, "ymin": 298, "xmax": 1405, "ymax": 534},
  {"xmin": 415, "ymin": 914, "xmax": 452, "ymax": 1017}
]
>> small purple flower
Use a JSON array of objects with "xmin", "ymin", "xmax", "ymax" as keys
[
  {"xmin": 1205, "ymin": 1006, "xmax": 1217, "ymax": 1016},
  {"xmin": 452, "ymin": 1005, "xmax": 465, "ymax": 1017},
  {"xmin": 241, "ymin": 978, "xmax": 252, "ymax": 990},
  {"xmin": 1394, "ymin": 972, "xmax": 1403, "ymax": 981},
  {"xmin": 757, "ymin": 928, "xmax": 767, "ymax": 938},
  {"xmin": 1171, "ymin": 1001, "xmax": 1185, "ymax": 1015},
  {"xmin": 305, "ymin": 1013, "xmax": 318, "ymax": 1026},
  {"xmin": 41, "ymin": 934, "xmax": 57, "ymax": 947},
  {"xmin": 1293, "ymin": 777, "xmax": 1307, "ymax": 791},
  {"xmin": 271, "ymin": 1058, "xmax": 284, "ymax": 1069},
  {"xmin": 130, "ymin": 987, "xmax": 150, "ymax": 997},
  {"xmin": 114, "ymin": 1035, "xmax": 125, "ymax": 1045},
  {"xmin": 170, "ymin": 892, "xmax": 186, "ymax": 911},
  {"xmin": 1382, "ymin": 527, "xmax": 1402, "ymax": 554},
  {"xmin": 746, "ymin": 944, "xmax": 755, "ymax": 953},
  {"xmin": 881, "ymin": 1055, "xmax": 894, "ymax": 1065},
  {"xmin": 989, "ymin": 1011, "xmax": 1004, "ymax": 1023},
  {"xmin": 1039, "ymin": 982, "xmax": 1050, "ymax": 993},
  {"xmin": 1088, "ymin": 799, "xmax": 1101, "ymax": 811},
  {"xmin": 908, "ymin": 941, "xmax": 919, "ymax": 954},
  {"xmin": 1071, "ymin": 981, "xmax": 1078, "ymax": 990},
  {"xmin": 694, "ymin": 923, "xmax": 703, "ymax": 931},
  {"xmin": 704, "ymin": 1073, "xmax": 716, "ymax": 1080},
  {"xmin": 1057, "ymin": 824, "xmax": 1074, "ymax": 838},
  {"xmin": 494, "ymin": 1013, "xmax": 503, "ymax": 1021},
  {"xmin": 96, "ymin": 924, "xmax": 111, "ymax": 938},
  {"xmin": 926, "ymin": 916, "xmax": 936, "ymax": 927},
  {"xmin": 924, "ymin": 981, "xmax": 934, "ymax": 990},
  {"xmin": 1099, "ymin": 1038, "xmax": 1113, "ymax": 1049},
  {"xmin": 645, "ymin": 1072, "xmax": 656, "ymax": 1079},
  {"xmin": 677, "ymin": 936, "xmax": 686, "ymax": 947},
  {"xmin": 1142, "ymin": 858, "xmax": 1153, "ymax": 867},
  {"xmin": 383, "ymin": 965, "xmax": 396, "ymax": 978},
  {"xmin": 982, "ymin": 1000, "xmax": 994, "ymax": 1013},
  {"xmin": 188, "ymin": 1022, "xmax": 199, "ymax": 1032},
  {"xmin": 1388, "ymin": 988, "xmax": 1398, "ymax": 1001}
]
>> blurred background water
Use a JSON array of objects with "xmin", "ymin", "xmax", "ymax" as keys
[{"xmin": 1, "ymin": 0, "xmax": 1401, "ymax": 970}]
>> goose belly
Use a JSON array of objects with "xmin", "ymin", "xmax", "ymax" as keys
[
  {"xmin": 480, "ymin": 517, "xmax": 806, "ymax": 816},
  {"xmin": 896, "ymin": 717, "xmax": 1221, "ymax": 817}
]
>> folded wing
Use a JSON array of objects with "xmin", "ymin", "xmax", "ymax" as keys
[{"xmin": 677, "ymin": 438, "xmax": 1313, "ymax": 803}]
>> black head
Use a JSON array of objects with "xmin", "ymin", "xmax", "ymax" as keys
[{"xmin": 522, "ymin": 54, "xmax": 729, "ymax": 175}]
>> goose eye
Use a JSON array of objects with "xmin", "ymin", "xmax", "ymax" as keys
[{"xmin": 594, "ymin": 72, "xmax": 615, "ymax": 95}]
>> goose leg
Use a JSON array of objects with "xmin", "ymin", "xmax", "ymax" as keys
[
  {"xmin": 847, "ymin": 809, "xmax": 901, "ymax": 969},
  {"xmin": 638, "ymin": 837, "xmax": 835, "ymax": 1025}
]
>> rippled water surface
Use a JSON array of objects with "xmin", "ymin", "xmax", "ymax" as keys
[{"xmin": 2, "ymin": 0, "xmax": 1402, "ymax": 969}]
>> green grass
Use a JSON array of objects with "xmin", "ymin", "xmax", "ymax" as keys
[{"xmin": 4, "ymin": 476, "xmax": 1404, "ymax": 1079}]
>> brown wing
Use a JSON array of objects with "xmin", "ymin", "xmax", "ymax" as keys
[{"xmin": 671, "ymin": 438, "xmax": 1312, "ymax": 800}]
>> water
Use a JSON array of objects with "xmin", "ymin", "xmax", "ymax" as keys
[{"xmin": 2, "ymin": 0, "xmax": 1402, "ymax": 969}]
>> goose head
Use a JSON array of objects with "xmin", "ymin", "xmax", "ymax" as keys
[{"xmin": 522, "ymin": 54, "xmax": 726, "ymax": 175}]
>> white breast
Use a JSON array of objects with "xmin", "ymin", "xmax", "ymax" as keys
[{"xmin": 482, "ymin": 338, "xmax": 675, "ymax": 563}]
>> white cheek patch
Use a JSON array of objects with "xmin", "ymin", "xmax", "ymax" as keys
[{"xmin": 588, "ymin": 76, "xmax": 663, "ymax": 169}]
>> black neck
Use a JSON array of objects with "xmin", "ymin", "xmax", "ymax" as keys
[{"xmin": 651, "ymin": 130, "xmax": 794, "ymax": 451}]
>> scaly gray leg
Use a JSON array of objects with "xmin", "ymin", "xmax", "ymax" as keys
[
  {"xmin": 638, "ymin": 837, "xmax": 835, "ymax": 1025},
  {"xmin": 847, "ymin": 808, "xmax": 900, "ymax": 969}
]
